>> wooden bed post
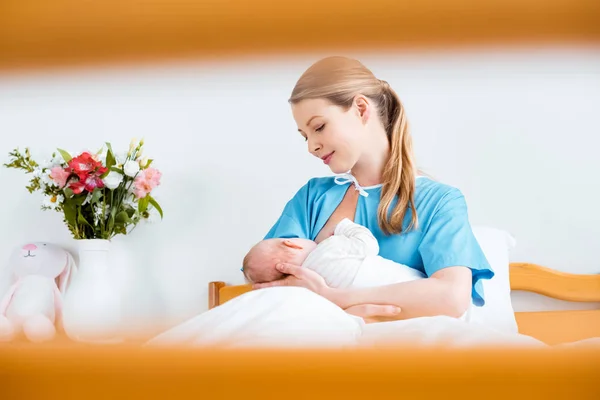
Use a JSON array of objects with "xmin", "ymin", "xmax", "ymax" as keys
[{"xmin": 208, "ymin": 281, "xmax": 226, "ymax": 309}]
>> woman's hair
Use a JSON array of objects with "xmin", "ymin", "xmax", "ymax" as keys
[{"xmin": 289, "ymin": 56, "xmax": 417, "ymax": 235}]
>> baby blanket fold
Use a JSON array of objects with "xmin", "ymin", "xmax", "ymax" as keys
[{"xmin": 302, "ymin": 218, "xmax": 425, "ymax": 288}]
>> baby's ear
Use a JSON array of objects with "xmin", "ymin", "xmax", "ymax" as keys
[{"xmin": 282, "ymin": 239, "xmax": 303, "ymax": 250}]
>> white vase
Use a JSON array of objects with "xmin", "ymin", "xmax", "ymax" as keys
[{"xmin": 62, "ymin": 239, "xmax": 123, "ymax": 343}]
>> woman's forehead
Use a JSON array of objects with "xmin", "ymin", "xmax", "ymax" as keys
[{"xmin": 292, "ymin": 99, "xmax": 337, "ymax": 123}]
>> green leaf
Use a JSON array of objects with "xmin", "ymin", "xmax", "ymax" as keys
[
  {"xmin": 91, "ymin": 188, "xmax": 103, "ymax": 204},
  {"xmin": 105, "ymin": 142, "xmax": 116, "ymax": 163},
  {"xmin": 110, "ymin": 166, "xmax": 123, "ymax": 174},
  {"xmin": 108, "ymin": 214, "xmax": 115, "ymax": 233},
  {"xmin": 144, "ymin": 159, "xmax": 153, "ymax": 169},
  {"xmin": 115, "ymin": 210, "xmax": 131, "ymax": 224},
  {"xmin": 63, "ymin": 187, "xmax": 74, "ymax": 198},
  {"xmin": 106, "ymin": 149, "xmax": 116, "ymax": 167},
  {"xmin": 77, "ymin": 209, "xmax": 93, "ymax": 228},
  {"xmin": 101, "ymin": 147, "xmax": 116, "ymax": 178},
  {"xmin": 57, "ymin": 148, "xmax": 72, "ymax": 163},
  {"xmin": 124, "ymin": 205, "xmax": 136, "ymax": 218},
  {"xmin": 138, "ymin": 196, "xmax": 149, "ymax": 214},
  {"xmin": 113, "ymin": 223, "xmax": 127, "ymax": 235},
  {"xmin": 72, "ymin": 194, "xmax": 88, "ymax": 206},
  {"xmin": 63, "ymin": 201, "xmax": 77, "ymax": 228},
  {"xmin": 148, "ymin": 195, "xmax": 163, "ymax": 219}
]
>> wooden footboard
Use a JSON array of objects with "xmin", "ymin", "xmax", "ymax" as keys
[
  {"xmin": 1, "ymin": 345, "xmax": 599, "ymax": 399},
  {"xmin": 510, "ymin": 263, "xmax": 600, "ymax": 344}
]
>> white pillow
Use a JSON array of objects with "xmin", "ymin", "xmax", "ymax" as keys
[{"xmin": 469, "ymin": 226, "xmax": 519, "ymax": 334}]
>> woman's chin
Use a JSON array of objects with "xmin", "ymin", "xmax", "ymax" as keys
[
  {"xmin": 328, "ymin": 165, "xmax": 345, "ymax": 174},
  {"xmin": 328, "ymin": 162, "xmax": 351, "ymax": 175}
]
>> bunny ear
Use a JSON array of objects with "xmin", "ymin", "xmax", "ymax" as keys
[
  {"xmin": 0, "ymin": 282, "xmax": 19, "ymax": 316},
  {"xmin": 0, "ymin": 255, "xmax": 17, "ymax": 300},
  {"xmin": 58, "ymin": 251, "xmax": 77, "ymax": 294},
  {"xmin": 52, "ymin": 285, "xmax": 64, "ymax": 331}
]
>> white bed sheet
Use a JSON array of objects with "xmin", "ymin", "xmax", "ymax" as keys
[{"xmin": 146, "ymin": 287, "xmax": 595, "ymax": 349}]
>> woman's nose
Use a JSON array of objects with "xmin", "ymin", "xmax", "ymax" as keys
[{"xmin": 308, "ymin": 140, "xmax": 321, "ymax": 154}]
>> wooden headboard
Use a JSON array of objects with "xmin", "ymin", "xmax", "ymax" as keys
[{"xmin": 209, "ymin": 263, "xmax": 600, "ymax": 345}]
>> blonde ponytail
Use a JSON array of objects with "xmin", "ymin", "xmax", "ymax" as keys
[{"xmin": 377, "ymin": 80, "xmax": 418, "ymax": 235}]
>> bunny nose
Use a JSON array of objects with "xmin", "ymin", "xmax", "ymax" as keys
[{"xmin": 22, "ymin": 244, "xmax": 37, "ymax": 251}]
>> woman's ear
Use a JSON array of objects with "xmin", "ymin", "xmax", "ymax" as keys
[
  {"xmin": 282, "ymin": 240, "xmax": 303, "ymax": 250},
  {"xmin": 353, "ymin": 95, "xmax": 371, "ymax": 124}
]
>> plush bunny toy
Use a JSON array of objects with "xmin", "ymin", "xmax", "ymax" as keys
[{"xmin": 0, "ymin": 242, "xmax": 77, "ymax": 342}]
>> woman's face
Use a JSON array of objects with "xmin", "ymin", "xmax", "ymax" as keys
[{"xmin": 291, "ymin": 98, "xmax": 366, "ymax": 174}]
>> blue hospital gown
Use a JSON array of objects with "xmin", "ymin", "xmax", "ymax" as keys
[{"xmin": 264, "ymin": 176, "xmax": 494, "ymax": 307}]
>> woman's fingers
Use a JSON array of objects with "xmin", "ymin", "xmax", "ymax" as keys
[
  {"xmin": 345, "ymin": 304, "xmax": 401, "ymax": 318},
  {"xmin": 252, "ymin": 274, "xmax": 299, "ymax": 290},
  {"xmin": 252, "ymin": 263, "xmax": 328, "ymax": 296},
  {"xmin": 252, "ymin": 281, "xmax": 278, "ymax": 289},
  {"xmin": 366, "ymin": 304, "xmax": 401, "ymax": 316},
  {"xmin": 252, "ymin": 278, "xmax": 289, "ymax": 289},
  {"xmin": 275, "ymin": 263, "xmax": 303, "ymax": 277}
]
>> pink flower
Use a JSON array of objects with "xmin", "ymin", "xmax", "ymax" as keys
[
  {"xmin": 144, "ymin": 168, "xmax": 162, "ymax": 187},
  {"xmin": 133, "ymin": 168, "xmax": 161, "ymax": 199},
  {"xmin": 49, "ymin": 167, "xmax": 71, "ymax": 188}
]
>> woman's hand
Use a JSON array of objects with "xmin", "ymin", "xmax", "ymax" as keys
[
  {"xmin": 252, "ymin": 263, "xmax": 330, "ymax": 297},
  {"xmin": 344, "ymin": 304, "xmax": 402, "ymax": 323}
]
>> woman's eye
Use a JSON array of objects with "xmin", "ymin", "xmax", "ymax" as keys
[{"xmin": 315, "ymin": 124, "xmax": 325, "ymax": 132}]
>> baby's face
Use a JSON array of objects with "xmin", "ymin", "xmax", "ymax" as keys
[{"xmin": 244, "ymin": 238, "xmax": 317, "ymax": 283}]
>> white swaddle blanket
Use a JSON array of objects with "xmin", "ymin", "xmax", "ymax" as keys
[
  {"xmin": 302, "ymin": 218, "xmax": 426, "ymax": 288},
  {"xmin": 301, "ymin": 219, "xmax": 472, "ymax": 321}
]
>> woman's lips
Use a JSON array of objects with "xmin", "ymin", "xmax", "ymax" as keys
[{"xmin": 322, "ymin": 152, "xmax": 334, "ymax": 165}]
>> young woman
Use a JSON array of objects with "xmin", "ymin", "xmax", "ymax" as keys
[{"xmin": 253, "ymin": 56, "xmax": 494, "ymax": 322}]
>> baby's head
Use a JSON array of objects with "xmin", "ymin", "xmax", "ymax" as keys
[{"xmin": 242, "ymin": 238, "xmax": 317, "ymax": 283}]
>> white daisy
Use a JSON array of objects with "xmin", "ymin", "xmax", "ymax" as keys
[
  {"xmin": 42, "ymin": 194, "xmax": 63, "ymax": 210},
  {"xmin": 40, "ymin": 170, "xmax": 55, "ymax": 187},
  {"xmin": 42, "ymin": 154, "xmax": 65, "ymax": 170},
  {"xmin": 32, "ymin": 167, "xmax": 43, "ymax": 178},
  {"xmin": 50, "ymin": 154, "xmax": 65, "ymax": 166}
]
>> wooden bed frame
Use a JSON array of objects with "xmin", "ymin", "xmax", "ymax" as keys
[{"xmin": 209, "ymin": 263, "xmax": 600, "ymax": 345}]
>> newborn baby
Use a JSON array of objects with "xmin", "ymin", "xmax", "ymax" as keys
[{"xmin": 242, "ymin": 218, "xmax": 425, "ymax": 288}]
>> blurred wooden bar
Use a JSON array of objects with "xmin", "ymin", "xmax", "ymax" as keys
[
  {"xmin": 0, "ymin": 344, "xmax": 599, "ymax": 399},
  {"xmin": 0, "ymin": 0, "xmax": 599, "ymax": 73}
]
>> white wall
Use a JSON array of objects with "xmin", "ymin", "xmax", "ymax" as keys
[{"xmin": 1, "ymin": 47, "xmax": 599, "ymax": 337}]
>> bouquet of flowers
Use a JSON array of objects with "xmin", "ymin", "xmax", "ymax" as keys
[{"xmin": 4, "ymin": 138, "xmax": 163, "ymax": 240}]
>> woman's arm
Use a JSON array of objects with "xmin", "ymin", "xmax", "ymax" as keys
[
  {"xmin": 255, "ymin": 263, "xmax": 472, "ymax": 319},
  {"xmin": 327, "ymin": 266, "xmax": 473, "ymax": 319}
]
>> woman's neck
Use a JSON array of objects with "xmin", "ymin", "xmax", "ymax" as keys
[{"xmin": 350, "ymin": 128, "xmax": 390, "ymax": 187}]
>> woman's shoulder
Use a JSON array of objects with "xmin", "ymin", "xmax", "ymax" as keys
[
  {"xmin": 414, "ymin": 176, "xmax": 468, "ymax": 214},
  {"xmin": 416, "ymin": 175, "xmax": 461, "ymax": 194}
]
